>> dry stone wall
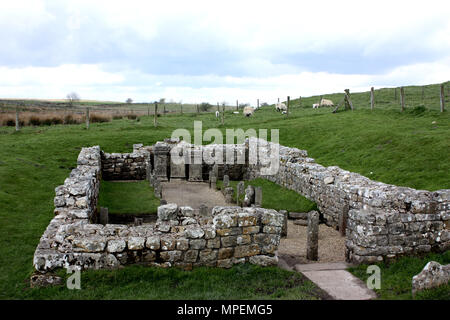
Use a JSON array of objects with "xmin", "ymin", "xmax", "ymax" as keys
[
  {"xmin": 34, "ymin": 202, "xmax": 283, "ymax": 273},
  {"xmin": 101, "ymin": 144, "xmax": 149, "ymax": 180},
  {"xmin": 246, "ymin": 137, "xmax": 449, "ymax": 264}
]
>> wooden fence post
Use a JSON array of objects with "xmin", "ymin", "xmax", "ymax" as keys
[
  {"xmin": 287, "ymin": 96, "xmax": 290, "ymax": 117},
  {"xmin": 180, "ymin": 104, "xmax": 183, "ymax": 114},
  {"xmin": 278, "ymin": 97, "xmax": 280, "ymax": 103},
  {"xmin": 257, "ymin": 99, "xmax": 259, "ymax": 109},
  {"xmin": 154, "ymin": 102, "xmax": 158, "ymax": 127},
  {"xmin": 400, "ymin": 87, "xmax": 405, "ymax": 112},
  {"xmin": 440, "ymin": 83, "xmax": 445, "ymax": 112},
  {"xmin": 163, "ymin": 104, "xmax": 166, "ymax": 115},
  {"xmin": 394, "ymin": 87, "xmax": 397, "ymax": 101},
  {"xmin": 147, "ymin": 106, "xmax": 150, "ymax": 116},
  {"xmin": 15, "ymin": 107, "xmax": 20, "ymax": 131},
  {"xmin": 197, "ymin": 104, "xmax": 199, "ymax": 114},
  {"xmin": 236, "ymin": 99, "xmax": 239, "ymax": 111},
  {"xmin": 221, "ymin": 103, "xmax": 225, "ymax": 125},
  {"xmin": 370, "ymin": 87, "xmax": 375, "ymax": 110},
  {"xmin": 86, "ymin": 107, "xmax": 90, "ymax": 129}
]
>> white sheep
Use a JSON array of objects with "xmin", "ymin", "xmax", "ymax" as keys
[
  {"xmin": 215, "ymin": 110, "xmax": 220, "ymax": 118},
  {"xmin": 320, "ymin": 98, "xmax": 334, "ymax": 107},
  {"xmin": 243, "ymin": 106, "xmax": 254, "ymax": 117},
  {"xmin": 275, "ymin": 102, "xmax": 287, "ymax": 112},
  {"xmin": 312, "ymin": 103, "xmax": 320, "ymax": 109}
]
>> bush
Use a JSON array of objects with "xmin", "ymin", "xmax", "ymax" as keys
[
  {"xmin": 4, "ymin": 118, "xmax": 16, "ymax": 126},
  {"xmin": 64, "ymin": 114, "xmax": 79, "ymax": 124},
  {"xmin": 90, "ymin": 114, "xmax": 111, "ymax": 123},
  {"xmin": 51, "ymin": 116, "xmax": 63, "ymax": 125},
  {"xmin": 199, "ymin": 103, "xmax": 212, "ymax": 112},
  {"xmin": 126, "ymin": 114, "xmax": 138, "ymax": 120},
  {"xmin": 28, "ymin": 116, "xmax": 41, "ymax": 126}
]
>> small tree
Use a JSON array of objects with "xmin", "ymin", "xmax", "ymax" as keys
[
  {"xmin": 66, "ymin": 92, "xmax": 80, "ymax": 107},
  {"xmin": 199, "ymin": 102, "xmax": 212, "ymax": 112},
  {"xmin": 126, "ymin": 98, "xmax": 133, "ymax": 104}
]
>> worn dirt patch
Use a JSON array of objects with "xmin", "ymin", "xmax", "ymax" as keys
[{"xmin": 278, "ymin": 220, "xmax": 346, "ymax": 265}]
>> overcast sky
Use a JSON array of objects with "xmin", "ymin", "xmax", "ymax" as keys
[{"xmin": 0, "ymin": 0, "xmax": 449, "ymax": 104}]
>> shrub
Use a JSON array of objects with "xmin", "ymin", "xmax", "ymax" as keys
[
  {"xmin": 126, "ymin": 114, "xmax": 138, "ymax": 120},
  {"xmin": 51, "ymin": 116, "xmax": 63, "ymax": 125},
  {"xmin": 64, "ymin": 114, "xmax": 79, "ymax": 124},
  {"xmin": 90, "ymin": 114, "xmax": 111, "ymax": 123},
  {"xmin": 28, "ymin": 116, "xmax": 41, "ymax": 126},
  {"xmin": 4, "ymin": 118, "xmax": 16, "ymax": 126}
]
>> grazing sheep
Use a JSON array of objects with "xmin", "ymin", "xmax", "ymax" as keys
[
  {"xmin": 320, "ymin": 98, "xmax": 334, "ymax": 107},
  {"xmin": 215, "ymin": 110, "xmax": 220, "ymax": 118},
  {"xmin": 282, "ymin": 111, "xmax": 287, "ymax": 115},
  {"xmin": 275, "ymin": 103, "xmax": 287, "ymax": 112},
  {"xmin": 312, "ymin": 103, "xmax": 320, "ymax": 109},
  {"xmin": 243, "ymin": 106, "xmax": 254, "ymax": 117}
]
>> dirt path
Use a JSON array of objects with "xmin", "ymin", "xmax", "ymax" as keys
[
  {"xmin": 161, "ymin": 181, "xmax": 228, "ymax": 212},
  {"xmin": 277, "ymin": 220, "xmax": 346, "ymax": 265}
]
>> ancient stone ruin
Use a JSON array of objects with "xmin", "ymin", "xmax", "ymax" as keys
[{"xmin": 33, "ymin": 137, "xmax": 449, "ymax": 279}]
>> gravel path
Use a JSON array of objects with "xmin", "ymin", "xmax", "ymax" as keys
[{"xmin": 278, "ymin": 220, "xmax": 346, "ymax": 264}]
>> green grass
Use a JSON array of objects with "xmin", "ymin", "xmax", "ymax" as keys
[
  {"xmin": 22, "ymin": 264, "xmax": 325, "ymax": 300},
  {"xmin": 348, "ymin": 251, "xmax": 450, "ymax": 300},
  {"xmin": 98, "ymin": 181, "xmax": 159, "ymax": 215},
  {"xmin": 217, "ymin": 178, "xmax": 317, "ymax": 213},
  {"xmin": 0, "ymin": 81, "xmax": 448, "ymax": 299}
]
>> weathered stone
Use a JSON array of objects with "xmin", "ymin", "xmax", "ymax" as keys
[
  {"xmin": 217, "ymin": 258, "xmax": 233, "ymax": 268},
  {"xmin": 199, "ymin": 249, "xmax": 218, "ymax": 263},
  {"xmin": 160, "ymin": 250, "xmax": 182, "ymax": 262},
  {"xmin": 324, "ymin": 176, "xmax": 335, "ymax": 184},
  {"xmin": 249, "ymin": 255, "xmax": 278, "ymax": 267},
  {"xmin": 128, "ymin": 237, "xmax": 145, "ymax": 250},
  {"xmin": 207, "ymin": 238, "xmax": 221, "ymax": 249},
  {"xmin": 307, "ymin": 211, "xmax": 319, "ymax": 261},
  {"xmin": 236, "ymin": 234, "xmax": 251, "ymax": 245},
  {"xmin": 107, "ymin": 239, "xmax": 126, "ymax": 253},
  {"xmin": 157, "ymin": 203, "xmax": 178, "ymax": 221},
  {"xmin": 73, "ymin": 237, "xmax": 106, "ymax": 252},
  {"xmin": 218, "ymin": 247, "xmax": 234, "ymax": 259},
  {"xmin": 184, "ymin": 225, "xmax": 205, "ymax": 239},
  {"xmin": 221, "ymin": 236, "xmax": 237, "ymax": 247},
  {"xmin": 289, "ymin": 212, "xmax": 308, "ymax": 219},
  {"xmin": 99, "ymin": 207, "xmax": 109, "ymax": 225},
  {"xmin": 30, "ymin": 273, "xmax": 63, "ymax": 288},
  {"xmin": 412, "ymin": 261, "xmax": 450, "ymax": 296},
  {"xmin": 160, "ymin": 237, "xmax": 176, "ymax": 250},
  {"xmin": 184, "ymin": 249, "xmax": 199, "ymax": 263},
  {"xmin": 254, "ymin": 186, "xmax": 262, "ymax": 207},
  {"xmin": 146, "ymin": 236, "xmax": 160, "ymax": 250},
  {"xmin": 189, "ymin": 239, "xmax": 206, "ymax": 250},
  {"xmin": 242, "ymin": 226, "xmax": 260, "ymax": 234},
  {"xmin": 243, "ymin": 185, "xmax": 255, "ymax": 207},
  {"xmin": 176, "ymin": 238, "xmax": 189, "ymax": 251},
  {"xmin": 234, "ymin": 244, "xmax": 260, "ymax": 258}
]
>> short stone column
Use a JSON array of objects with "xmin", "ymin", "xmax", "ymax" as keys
[
  {"xmin": 254, "ymin": 186, "xmax": 262, "ymax": 207},
  {"xmin": 339, "ymin": 204, "xmax": 349, "ymax": 237},
  {"xmin": 236, "ymin": 181, "xmax": 244, "ymax": 206},
  {"xmin": 153, "ymin": 142, "xmax": 170, "ymax": 181},
  {"xmin": 211, "ymin": 175, "xmax": 217, "ymax": 190},
  {"xmin": 280, "ymin": 210, "xmax": 288, "ymax": 238},
  {"xmin": 99, "ymin": 207, "xmax": 109, "ymax": 225},
  {"xmin": 223, "ymin": 174, "xmax": 230, "ymax": 188},
  {"xmin": 199, "ymin": 204, "xmax": 208, "ymax": 216},
  {"xmin": 188, "ymin": 148, "xmax": 203, "ymax": 181},
  {"xmin": 170, "ymin": 147, "xmax": 186, "ymax": 180},
  {"xmin": 224, "ymin": 187, "xmax": 234, "ymax": 203},
  {"xmin": 306, "ymin": 211, "xmax": 319, "ymax": 261}
]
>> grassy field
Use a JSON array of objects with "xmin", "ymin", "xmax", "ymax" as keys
[
  {"xmin": 0, "ymin": 82, "xmax": 448, "ymax": 299},
  {"xmin": 216, "ymin": 178, "xmax": 317, "ymax": 213},
  {"xmin": 98, "ymin": 181, "xmax": 160, "ymax": 215},
  {"xmin": 348, "ymin": 251, "xmax": 450, "ymax": 300}
]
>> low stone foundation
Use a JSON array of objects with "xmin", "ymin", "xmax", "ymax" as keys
[
  {"xmin": 34, "ymin": 137, "xmax": 449, "ymax": 277},
  {"xmin": 34, "ymin": 202, "xmax": 283, "ymax": 273}
]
